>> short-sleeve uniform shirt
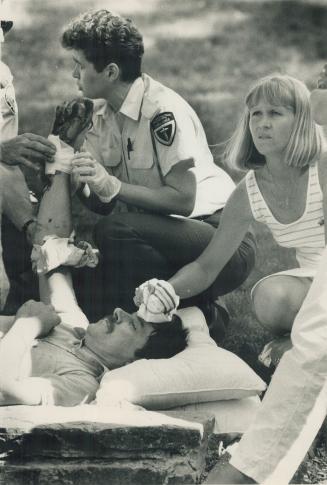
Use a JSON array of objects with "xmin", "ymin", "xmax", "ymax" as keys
[
  {"xmin": 84, "ymin": 74, "xmax": 235, "ymax": 217},
  {"xmin": 0, "ymin": 61, "xmax": 18, "ymax": 141}
]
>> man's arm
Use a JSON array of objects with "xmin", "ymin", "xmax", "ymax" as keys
[
  {"xmin": 0, "ymin": 300, "xmax": 60, "ymax": 405},
  {"xmin": 118, "ymin": 159, "xmax": 196, "ymax": 216},
  {"xmin": 72, "ymin": 153, "xmax": 196, "ymax": 216}
]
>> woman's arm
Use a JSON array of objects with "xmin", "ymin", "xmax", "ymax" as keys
[{"xmin": 169, "ymin": 179, "xmax": 254, "ymax": 298}]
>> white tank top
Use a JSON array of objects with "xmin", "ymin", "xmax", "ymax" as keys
[{"xmin": 246, "ymin": 163, "xmax": 325, "ymax": 269}]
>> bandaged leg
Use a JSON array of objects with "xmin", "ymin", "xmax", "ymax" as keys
[
  {"xmin": 229, "ymin": 247, "xmax": 327, "ymax": 484},
  {"xmin": 31, "ymin": 235, "xmax": 98, "ymax": 275},
  {"xmin": 34, "ymin": 171, "xmax": 89, "ymax": 328}
]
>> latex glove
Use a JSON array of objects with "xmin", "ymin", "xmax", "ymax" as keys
[
  {"xmin": 134, "ymin": 278, "xmax": 180, "ymax": 323},
  {"xmin": 71, "ymin": 152, "xmax": 121, "ymax": 203}
]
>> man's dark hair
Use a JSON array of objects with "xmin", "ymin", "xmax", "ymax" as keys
[
  {"xmin": 62, "ymin": 9, "xmax": 144, "ymax": 82},
  {"xmin": 135, "ymin": 315, "xmax": 189, "ymax": 360}
]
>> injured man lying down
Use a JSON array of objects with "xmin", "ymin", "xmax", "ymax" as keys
[{"xmin": 0, "ymin": 98, "xmax": 188, "ymax": 407}]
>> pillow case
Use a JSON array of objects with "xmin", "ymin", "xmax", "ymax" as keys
[{"xmin": 96, "ymin": 307, "xmax": 266, "ymax": 409}]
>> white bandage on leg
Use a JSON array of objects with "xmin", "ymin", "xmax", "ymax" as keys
[
  {"xmin": 31, "ymin": 234, "xmax": 99, "ymax": 275},
  {"xmin": 45, "ymin": 135, "xmax": 75, "ymax": 175},
  {"xmin": 134, "ymin": 278, "xmax": 180, "ymax": 323}
]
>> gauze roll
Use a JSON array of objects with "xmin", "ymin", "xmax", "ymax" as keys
[
  {"xmin": 45, "ymin": 135, "xmax": 74, "ymax": 175},
  {"xmin": 31, "ymin": 234, "xmax": 99, "ymax": 275}
]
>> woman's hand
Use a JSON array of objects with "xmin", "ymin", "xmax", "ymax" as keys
[{"xmin": 134, "ymin": 279, "xmax": 180, "ymax": 322}]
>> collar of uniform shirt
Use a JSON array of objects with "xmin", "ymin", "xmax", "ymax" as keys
[
  {"xmin": 93, "ymin": 76, "xmax": 144, "ymax": 124},
  {"xmin": 119, "ymin": 76, "xmax": 145, "ymax": 121}
]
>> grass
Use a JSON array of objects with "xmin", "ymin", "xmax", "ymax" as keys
[{"xmin": 4, "ymin": 0, "xmax": 327, "ymax": 481}]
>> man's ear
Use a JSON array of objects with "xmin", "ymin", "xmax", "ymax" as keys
[{"xmin": 104, "ymin": 63, "xmax": 120, "ymax": 82}]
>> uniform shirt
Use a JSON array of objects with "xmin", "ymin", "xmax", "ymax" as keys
[
  {"xmin": 18, "ymin": 319, "xmax": 107, "ymax": 406},
  {"xmin": 0, "ymin": 61, "xmax": 18, "ymax": 141},
  {"xmin": 84, "ymin": 73, "xmax": 235, "ymax": 217},
  {"xmin": 0, "ymin": 62, "xmax": 34, "ymax": 231}
]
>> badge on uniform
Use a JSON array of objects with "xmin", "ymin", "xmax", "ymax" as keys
[{"xmin": 151, "ymin": 112, "xmax": 176, "ymax": 146}]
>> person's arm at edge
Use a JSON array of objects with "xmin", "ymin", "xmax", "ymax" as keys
[{"xmin": 168, "ymin": 179, "xmax": 253, "ymax": 298}]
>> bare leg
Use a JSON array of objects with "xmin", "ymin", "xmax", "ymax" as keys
[{"xmin": 253, "ymin": 275, "xmax": 311, "ymax": 335}]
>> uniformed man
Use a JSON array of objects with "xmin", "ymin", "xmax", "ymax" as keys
[
  {"xmin": 0, "ymin": 1, "xmax": 56, "ymax": 312},
  {"xmin": 62, "ymin": 9, "xmax": 256, "ymax": 334}
]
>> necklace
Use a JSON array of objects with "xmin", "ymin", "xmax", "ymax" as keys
[{"xmin": 263, "ymin": 165, "xmax": 306, "ymax": 212}]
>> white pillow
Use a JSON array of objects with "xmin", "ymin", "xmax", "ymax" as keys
[{"xmin": 96, "ymin": 307, "xmax": 266, "ymax": 409}]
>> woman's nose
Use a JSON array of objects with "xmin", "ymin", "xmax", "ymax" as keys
[{"xmin": 260, "ymin": 115, "xmax": 271, "ymax": 128}]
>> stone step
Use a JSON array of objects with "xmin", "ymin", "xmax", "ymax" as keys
[{"xmin": 0, "ymin": 405, "xmax": 215, "ymax": 484}]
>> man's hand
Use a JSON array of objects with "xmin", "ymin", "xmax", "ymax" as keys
[
  {"xmin": 71, "ymin": 152, "xmax": 121, "ymax": 202},
  {"xmin": 15, "ymin": 300, "xmax": 61, "ymax": 338},
  {"xmin": 0, "ymin": 134, "xmax": 56, "ymax": 171}
]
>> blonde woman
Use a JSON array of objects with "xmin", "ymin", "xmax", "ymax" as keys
[{"xmin": 136, "ymin": 74, "xmax": 327, "ymax": 341}]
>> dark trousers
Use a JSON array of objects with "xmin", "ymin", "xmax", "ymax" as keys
[
  {"xmin": 1, "ymin": 216, "xmax": 38, "ymax": 314},
  {"xmin": 73, "ymin": 211, "xmax": 256, "ymax": 321}
]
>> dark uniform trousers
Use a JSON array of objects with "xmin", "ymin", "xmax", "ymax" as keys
[{"xmin": 73, "ymin": 209, "xmax": 256, "ymax": 322}]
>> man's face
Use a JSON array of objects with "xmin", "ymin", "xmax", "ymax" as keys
[
  {"xmin": 85, "ymin": 308, "xmax": 155, "ymax": 368},
  {"xmin": 72, "ymin": 49, "xmax": 108, "ymax": 99}
]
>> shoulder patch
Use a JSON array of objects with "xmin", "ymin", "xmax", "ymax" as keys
[{"xmin": 151, "ymin": 112, "xmax": 176, "ymax": 146}]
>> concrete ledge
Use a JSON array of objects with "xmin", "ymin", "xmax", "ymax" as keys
[{"xmin": 0, "ymin": 405, "xmax": 215, "ymax": 484}]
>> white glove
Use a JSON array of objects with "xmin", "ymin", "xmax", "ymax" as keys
[
  {"xmin": 134, "ymin": 278, "xmax": 180, "ymax": 323},
  {"xmin": 71, "ymin": 152, "xmax": 121, "ymax": 203}
]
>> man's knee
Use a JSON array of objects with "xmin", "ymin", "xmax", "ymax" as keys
[{"xmin": 94, "ymin": 214, "xmax": 137, "ymax": 248}]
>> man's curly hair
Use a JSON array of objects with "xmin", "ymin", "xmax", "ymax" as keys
[{"xmin": 62, "ymin": 10, "xmax": 144, "ymax": 82}]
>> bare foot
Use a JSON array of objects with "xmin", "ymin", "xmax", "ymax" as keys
[{"xmin": 205, "ymin": 463, "xmax": 256, "ymax": 484}]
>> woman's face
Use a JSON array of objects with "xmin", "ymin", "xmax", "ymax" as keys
[{"xmin": 249, "ymin": 100, "xmax": 295, "ymax": 160}]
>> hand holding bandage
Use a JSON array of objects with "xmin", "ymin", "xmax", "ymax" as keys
[
  {"xmin": 71, "ymin": 152, "xmax": 121, "ymax": 203},
  {"xmin": 134, "ymin": 279, "xmax": 180, "ymax": 323}
]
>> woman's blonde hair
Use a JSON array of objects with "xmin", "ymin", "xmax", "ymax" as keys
[{"xmin": 225, "ymin": 74, "xmax": 325, "ymax": 171}]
